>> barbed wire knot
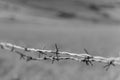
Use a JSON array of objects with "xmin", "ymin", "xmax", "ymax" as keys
[{"xmin": 104, "ymin": 59, "xmax": 115, "ymax": 71}]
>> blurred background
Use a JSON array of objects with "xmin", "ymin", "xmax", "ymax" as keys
[{"xmin": 0, "ymin": 0, "xmax": 120, "ymax": 80}]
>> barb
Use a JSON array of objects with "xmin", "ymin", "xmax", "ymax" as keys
[
  {"xmin": 103, "ymin": 58, "xmax": 116, "ymax": 71},
  {"xmin": 11, "ymin": 46, "xmax": 15, "ymax": 52},
  {"xmin": 51, "ymin": 43, "xmax": 61, "ymax": 64},
  {"xmin": 82, "ymin": 48, "xmax": 94, "ymax": 66},
  {"xmin": 15, "ymin": 51, "xmax": 26, "ymax": 60},
  {"xmin": 84, "ymin": 48, "xmax": 89, "ymax": 54},
  {"xmin": 1, "ymin": 42, "xmax": 120, "ymax": 70}
]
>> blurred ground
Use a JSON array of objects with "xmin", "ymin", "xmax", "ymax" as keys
[{"xmin": 0, "ymin": 0, "xmax": 120, "ymax": 80}]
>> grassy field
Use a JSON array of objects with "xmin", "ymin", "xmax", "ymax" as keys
[{"xmin": 0, "ymin": 1, "xmax": 120, "ymax": 80}]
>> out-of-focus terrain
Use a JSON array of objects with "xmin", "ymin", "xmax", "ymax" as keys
[{"xmin": 0, "ymin": 0, "xmax": 120, "ymax": 80}]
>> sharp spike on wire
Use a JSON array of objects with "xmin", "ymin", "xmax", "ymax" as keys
[
  {"xmin": 55, "ymin": 43, "xmax": 59, "ymax": 53},
  {"xmin": 84, "ymin": 48, "xmax": 89, "ymax": 54},
  {"xmin": 103, "ymin": 60, "xmax": 115, "ymax": 71},
  {"xmin": 51, "ymin": 56, "xmax": 55, "ymax": 64},
  {"xmin": 15, "ymin": 51, "xmax": 26, "ymax": 60},
  {"xmin": 11, "ymin": 46, "xmax": 15, "ymax": 52},
  {"xmin": 54, "ymin": 43, "xmax": 60, "ymax": 60}
]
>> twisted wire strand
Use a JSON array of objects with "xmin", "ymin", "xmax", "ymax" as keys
[{"xmin": 0, "ymin": 42, "xmax": 120, "ymax": 70}]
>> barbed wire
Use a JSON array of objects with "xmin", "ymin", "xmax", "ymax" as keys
[{"xmin": 0, "ymin": 42, "xmax": 120, "ymax": 71}]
